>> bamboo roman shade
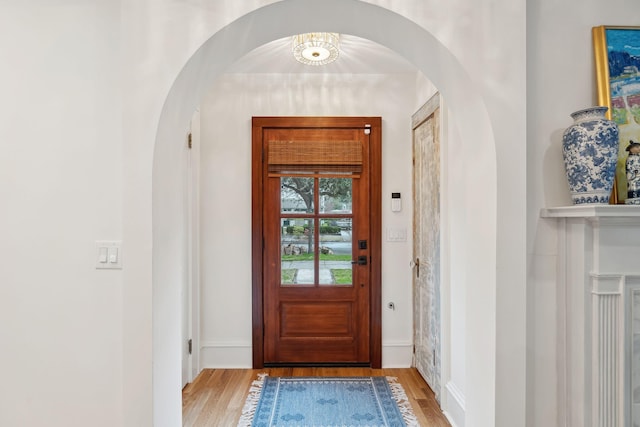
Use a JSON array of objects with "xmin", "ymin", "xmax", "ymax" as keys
[{"xmin": 267, "ymin": 140, "xmax": 363, "ymax": 174}]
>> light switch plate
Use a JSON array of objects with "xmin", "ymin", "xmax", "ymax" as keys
[
  {"xmin": 386, "ymin": 228, "xmax": 407, "ymax": 242},
  {"xmin": 95, "ymin": 240, "xmax": 122, "ymax": 269}
]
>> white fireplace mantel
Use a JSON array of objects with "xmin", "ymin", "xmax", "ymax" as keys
[
  {"xmin": 542, "ymin": 205, "xmax": 640, "ymax": 220},
  {"xmin": 541, "ymin": 205, "xmax": 640, "ymax": 427}
]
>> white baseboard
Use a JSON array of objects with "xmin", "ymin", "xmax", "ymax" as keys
[
  {"xmin": 199, "ymin": 341, "xmax": 252, "ymax": 368},
  {"xmin": 198, "ymin": 341, "xmax": 413, "ymax": 369},
  {"xmin": 443, "ymin": 381, "xmax": 466, "ymax": 427},
  {"xmin": 382, "ymin": 342, "xmax": 413, "ymax": 367}
]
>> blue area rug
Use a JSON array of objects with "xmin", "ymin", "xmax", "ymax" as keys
[{"xmin": 238, "ymin": 375, "xmax": 419, "ymax": 427}]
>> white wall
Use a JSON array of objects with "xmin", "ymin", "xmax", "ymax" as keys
[
  {"xmin": 198, "ymin": 72, "xmax": 427, "ymax": 368},
  {"xmin": 527, "ymin": 1, "xmax": 640, "ymax": 426},
  {"xmin": 0, "ymin": 2, "xmax": 123, "ymax": 426},
  {"xmin": 0, "ymin": 0, "xmax": 535, "ymax": 426},
  {"xmin": 6, "ymin": 0, "xmax": 640, "ymax": 425}
]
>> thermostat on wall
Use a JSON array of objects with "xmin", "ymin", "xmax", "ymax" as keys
[{"xmin": 391, "ymin": 192, "xmax": 401, "ymax": 212}]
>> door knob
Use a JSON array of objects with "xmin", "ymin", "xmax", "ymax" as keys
[{"xmin": 351, "ymin": 255, "xmax": 368, "ymax": 266}]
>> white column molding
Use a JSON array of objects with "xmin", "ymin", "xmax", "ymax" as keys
[
  {"xmin": 625, "ymin": 277, "xmax": 640, "ymax": 427},
  {"xmin": 590, "ymin": 274, "xmax": 624, "ymax": 427},
  {"xmin": 591, "ymin": 274, "xmax": 623, "ymax": 294}
]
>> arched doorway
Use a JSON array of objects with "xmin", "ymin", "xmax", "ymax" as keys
[{"xmin": 146, "ymin": 1, "xmax": 499, "ymax": 425}]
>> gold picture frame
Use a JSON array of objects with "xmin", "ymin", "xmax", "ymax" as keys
[{"xmin": 593, "ymin": 26, "xmax": 640, "ymax": 204}]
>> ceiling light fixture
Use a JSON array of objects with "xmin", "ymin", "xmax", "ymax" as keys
[{"xmin": 292, "ymin": 32, "xmax": 340, "ymax": 66}]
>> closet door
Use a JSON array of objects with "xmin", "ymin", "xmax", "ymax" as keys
[{"xmin": 412, "ymin": 97, "xmax": 441, "ymax": 401}]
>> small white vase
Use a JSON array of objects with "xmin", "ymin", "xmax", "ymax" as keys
[{"xmin": 562, "ymin": 106, "xmax": 619, "ymax": 204}]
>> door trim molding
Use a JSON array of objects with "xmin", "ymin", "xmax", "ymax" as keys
[{"xmin": 251, "ymin": 116, "xmax": 382, "ymax": 368}]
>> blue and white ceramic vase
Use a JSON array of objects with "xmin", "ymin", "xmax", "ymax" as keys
[{"xmin": 562, "ymin": 106, "xmax": 619, "ymax": 204}]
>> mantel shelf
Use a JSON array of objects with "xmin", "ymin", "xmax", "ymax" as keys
[{"xmin": 541, "ymin": 205, "xmax": 640, "ymax": 219}]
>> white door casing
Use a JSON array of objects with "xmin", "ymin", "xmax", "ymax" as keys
[
  {"xmin": 182, "ymin": 112, "xmax": 201, "ymax": 387},
  {"xmin": 181, "ymin": 129, "xmax": 193, "ymax": 388}
]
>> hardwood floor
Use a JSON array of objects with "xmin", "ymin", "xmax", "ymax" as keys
[{"xmin": 182, "ymin": 367, "xmax": 451, "ymax": 426}]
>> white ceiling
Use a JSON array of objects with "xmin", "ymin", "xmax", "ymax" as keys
[{"xmin": 225, "ymin": 34, "xmax": 418, "ymax": 74}]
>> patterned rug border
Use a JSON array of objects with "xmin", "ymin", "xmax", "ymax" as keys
[{"xmin": 237, "ymin": 374, "xmax": 419, "ymax": 427}]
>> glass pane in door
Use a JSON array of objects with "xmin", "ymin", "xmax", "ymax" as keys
[
  {"xmin": 281, "ymin": 218, "xmax": 314, "ymax": 285},
  {"xmin": 319, "ymin": 218, "xmax": 353, "ymax": 286},
  {"xmin": 281, "ymin": 177, "xmax": 315, "ymax": 213},
  {"xmin": 319, "ymin": 178, "xmax": 352, "ymax": 214}
]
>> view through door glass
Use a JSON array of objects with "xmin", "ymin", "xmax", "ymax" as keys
[{"xmin": 280, "ymin": 177, "xmax": 353, "ymax": 286}]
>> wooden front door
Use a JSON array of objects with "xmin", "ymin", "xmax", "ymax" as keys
[{"xmin": 252, "ymin": 117, "xmax": 381, "ymax": 367}]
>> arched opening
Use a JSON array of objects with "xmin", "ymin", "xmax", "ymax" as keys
[{"xmin": 150, "ymin": 0, "xmax": 497, "ymax": 425}]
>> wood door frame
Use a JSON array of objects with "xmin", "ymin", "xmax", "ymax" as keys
[{"xmin": 251, "ymin": 116, "xmax": 382, "ymax": 369}]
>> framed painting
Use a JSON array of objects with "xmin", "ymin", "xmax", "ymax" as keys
[{"xmin": 593, "ymin": 26, "xmax": 640, "ymax": 204}]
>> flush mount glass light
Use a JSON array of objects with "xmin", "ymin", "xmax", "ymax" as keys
[{"xmin": 292, "ymin": 32, "xmax": 340, "ymax": 66}]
